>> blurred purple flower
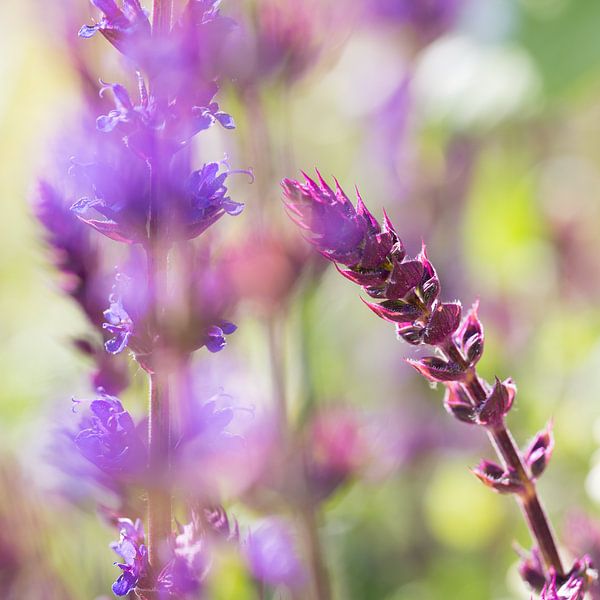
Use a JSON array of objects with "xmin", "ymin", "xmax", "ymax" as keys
[
  {"xmin": 224, "ymin": 0, "xmax": 323, "ymax": 87},
  {"xmin": 69, "ymin": 135, "xmax": 151, "ymax": 244},
  {"xmin": 98, "ymin": 270, "xmax": 153, "ymax": 364},
  {"xmin": 182, "ymin": 162, "xmax": 246, "ymax": 240},
  {"xmin": 245, "ymin": 518, "xmax": 305, "ymax": 588},
  {"xmin": 74, "ymin": 392, "xmax": 146, "ymax": 477},
  {"xmin": 74, "ymin": 338, "xmax": 130, "ymax": 395},
  {"xmin": 35, "ymin": 180, "xmax": 107, "ymax": 325},
  {"xmin": 110, "ymin": 517, "xmax": 148, "ymax": 596},
  {"xmin": 79, "ymin": 0, "xmax": 150, "ymax": 57},
  {"xmin": 71, "ymin": 153, "xmax": 248, "ymax": 245},
  {"xmin": 173, "ymin": 393, "xmax": 245, "ymax": 497},
  {"xmin": 157, "ymin": 518, "xmax": 209, "ymax": 597},
  {"xmin": 92, "ymin": 78, "xmax": 234, "ymax": 159},
  {"xmin": 205, "ymin": 321, "xmax": 237, "ymax": 353},
  {"xmin": 365, "ymin": 0, "xmax": 462, "ymax": 44},
  {"xmin": 103, "ymin": 291, "xmax": 135, "ymax": 354},
  {"xmin": 304, "ymin": 406, "xmax": 367, "ymax": 501},
  {"xmin": 203, "ymin": 505, "xmax": 240, "ymax": 543}
]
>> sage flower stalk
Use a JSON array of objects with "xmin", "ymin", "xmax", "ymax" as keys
[{"xmin": 282, "ymin": 171, "xmax": 595, "ymax": 597}]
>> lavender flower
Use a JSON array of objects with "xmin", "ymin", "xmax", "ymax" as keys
[
  {"xmin": 110, "ymin": 518, "xmax": 148, "ymax": 596},
  {"xmin": 73, "ymin": 392, "xmax": 146, "ymax": 477},
  {"xmin": 174, "ymin": 393, "xmax": 245, "ymax": 497},
  {"xmin": 182, "ymin": 162, "xmax": 246, "ymax": 240},
  {"xmin": 157, "ymin": 519, "xmax": 209, "ymax": 597},
  {"xmin": 47, "ymin": 0, "xmax": 250, "ymax": 595},
  {"xmin": 99, "ymin": 270, "xmax": 153, "ymax": 363}
]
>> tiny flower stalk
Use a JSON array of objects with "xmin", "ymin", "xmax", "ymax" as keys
[{"xmin": 282, "ymin": 172, "xmax": 594, "ymax": 594}]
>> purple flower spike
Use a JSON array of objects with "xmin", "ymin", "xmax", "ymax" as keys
[
  {"xmin": 110, "ymin": 517, "xmax": 148, "ymax": 596},
  {"xmin": 283, "ymin": 170, "xmax": 576, "ymax": 591},
  {"xmin": 74, "ymin": 392, "xmax": 146, "ymax": 477},
  {"xmin": 245, "ymin": 518, "xmax": 305, "ymax": 588},
  {"xmin": 525, "ymin": 423, "xmax": 554, "ymax": 479}
]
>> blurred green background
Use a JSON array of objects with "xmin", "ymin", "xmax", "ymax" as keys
[{"xmin": 3, "ymin": 0, "xmax": 600, "ymax": 598}]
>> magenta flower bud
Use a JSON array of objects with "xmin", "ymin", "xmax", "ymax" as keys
[
  {"xmin": 384, "ymin": 259, "xmax": 424, "ymax": 300},
  {"xmin": 472, "ymin": 460, "xmax": 524, "ymax": 495},
  {"xmin": 282, "ymin": 174, "xmax": 449, "ymax": 343},
  {"xmin": 406, "ymin": 356, "xmax": 464, "ymax": 382},
  {"xmin": 454, "ymin": 301, "xmax": 484, "ymax": 366},
  {"xmin": 423, "ymin": 301, "xmax": 462, "ymax": 345},
  {"xmin": 524, "ymin": 423, "xmax": 554, "ymax": 479},
  {"xmin": 282, "ymin": 172, "xmax": 368, "ymax": 267},
  {"xmin": 517, "ymin": 547, "xmax": 546, "ymax": 592},
  {"xmin": 477, "ymin": 378, "xmax": 516, "ymax": 428},
  {"xmin": 443, "ymin": 383, "xmax": 476, "ymax": 424}
]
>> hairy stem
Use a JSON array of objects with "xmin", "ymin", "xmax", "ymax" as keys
[
  {"xmin": 443, "ymin": 339, "xmax": 565, "ymax": 577},
  {"xmin": 146, "ymin": 247, "xmax": 172, "ymax": 577}
]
